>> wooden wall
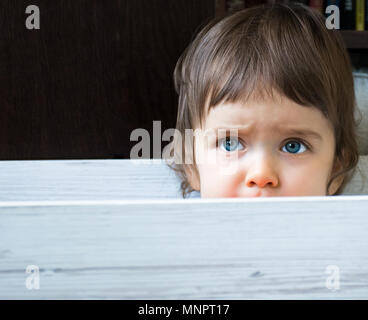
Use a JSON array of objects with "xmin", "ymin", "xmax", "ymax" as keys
[{"xmin": 0, "ymin": 0, "xmax": 215, "ymax": 159}]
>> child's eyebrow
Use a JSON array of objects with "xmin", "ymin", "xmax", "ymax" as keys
[
  {"xmin": 207, "ymin": 126, "xmax": 323, "ymax": 141},
  {"xmin": 277, "ymin": 128, "xmax": 323, "ymax": 141}
]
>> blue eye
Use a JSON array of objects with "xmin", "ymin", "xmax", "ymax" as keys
[
  {"xmin": 282, "ymin": 140, "xmax": 307, "ymax": 154},
  {"xmin": 219, "ymin": 137, "xmax": 244, "ymax": 152}
]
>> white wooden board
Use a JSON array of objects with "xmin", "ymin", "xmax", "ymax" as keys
[
  {"xmin": 0, "ymin": 159, "xmax": 200, "ymax": 200},
  {"xmin": 1, "ymin": 196, "xmax": 368, "ymax": 299}
]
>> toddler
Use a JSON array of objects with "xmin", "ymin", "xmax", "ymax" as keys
[{"xmin": 165, "ymin": 3, "xmax": 359, "ymax": 198}]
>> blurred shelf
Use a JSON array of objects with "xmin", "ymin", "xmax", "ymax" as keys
[
  {"xmin": 213, "ymin": 1, "xmax": 368, "ymax": 50},
  {"xmin": 339, "ymin": 31, "xmax": 368, "ymax": 49}
]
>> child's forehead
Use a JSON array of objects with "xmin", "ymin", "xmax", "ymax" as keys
[
  {"xmin": 199, "ymin": 94, "xmax": 329, "ymax": 133},
  {"xmin": 203, "ymin": 84, "xmax": 283, "ymax": 114},
  {"xmin": 202, "ymin": 91, "xmax": 289, "ymax": 122},
  {"xmin": 194, "ymin": 88, "xmax": 274, "ymax": 127}
]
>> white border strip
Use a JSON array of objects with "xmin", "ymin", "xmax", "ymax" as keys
[{"xmin": 0, "ymin": 195, "xmax": 368, "ymax": 207}]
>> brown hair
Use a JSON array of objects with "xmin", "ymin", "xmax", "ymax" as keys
[{"xmin": 166, "ymin": 3, "xmax": 359, "ymax": 198}]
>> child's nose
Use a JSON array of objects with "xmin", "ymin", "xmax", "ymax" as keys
[
  {"xmin": 243, "ymin": 157, "xmax": 279, "ymax": 188},
  {"xmin": 245, "ymin": 174, "xmax": 278, "ymax": 188}
]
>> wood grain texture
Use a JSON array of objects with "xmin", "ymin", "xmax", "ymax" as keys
[
  {"xmin": 0, "ymin": 159, "xmax": 367, "ymax": 299},
  {"xmin": 0, "ymin": 0, "xmax": 214, "ymax": 160},
  {"xmin": 0, "ymin": 159, "xmax": 200, "ymax": 200},
  {"xmin": 1, "ymin": 196, "xmax": 368, "ymax": 299},
  {"xmin": 0, "ymin": 158, "xmax": 367, "ymax": 202}
]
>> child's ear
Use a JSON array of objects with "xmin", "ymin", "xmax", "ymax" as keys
[
  {"xmin": 185, "ymin": 166, "xmax": 200, "ymax": 191},
  {"xmin": 327, "ymin": 158, "xmax": 344, "ymax": 195}
]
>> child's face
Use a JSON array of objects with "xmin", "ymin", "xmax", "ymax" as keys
[{"xmin": 189, "ymin": 92, "xmax": 341, "ymax": 198}]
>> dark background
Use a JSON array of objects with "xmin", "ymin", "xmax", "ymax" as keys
[
  {"xmin": 0, "ymin": 0, "xmax": 367, "ymax": 160},
  {"xmin": 0, "ymin": 0, "xmax": 215, "ymax": 160}
]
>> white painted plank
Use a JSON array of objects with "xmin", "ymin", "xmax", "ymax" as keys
[
  {"xmin": 1, "ymin": 196, "xmax": 368, "ymax": 299},
  {"xmin": 0, "ymin": 158, "xmax": 367, "ymax": 202},
  {"xmin": 0, "ymin": 159, "xmax": 200, "ymax": 201}
]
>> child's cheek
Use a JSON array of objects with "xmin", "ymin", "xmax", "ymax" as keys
[
  {"xmin": 280, "ymin": 168, "xmax": 325, "ymax": 196},
  {"xmin": 200, "ymin": 164, "xmax": 240, "ymax": 198}
]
